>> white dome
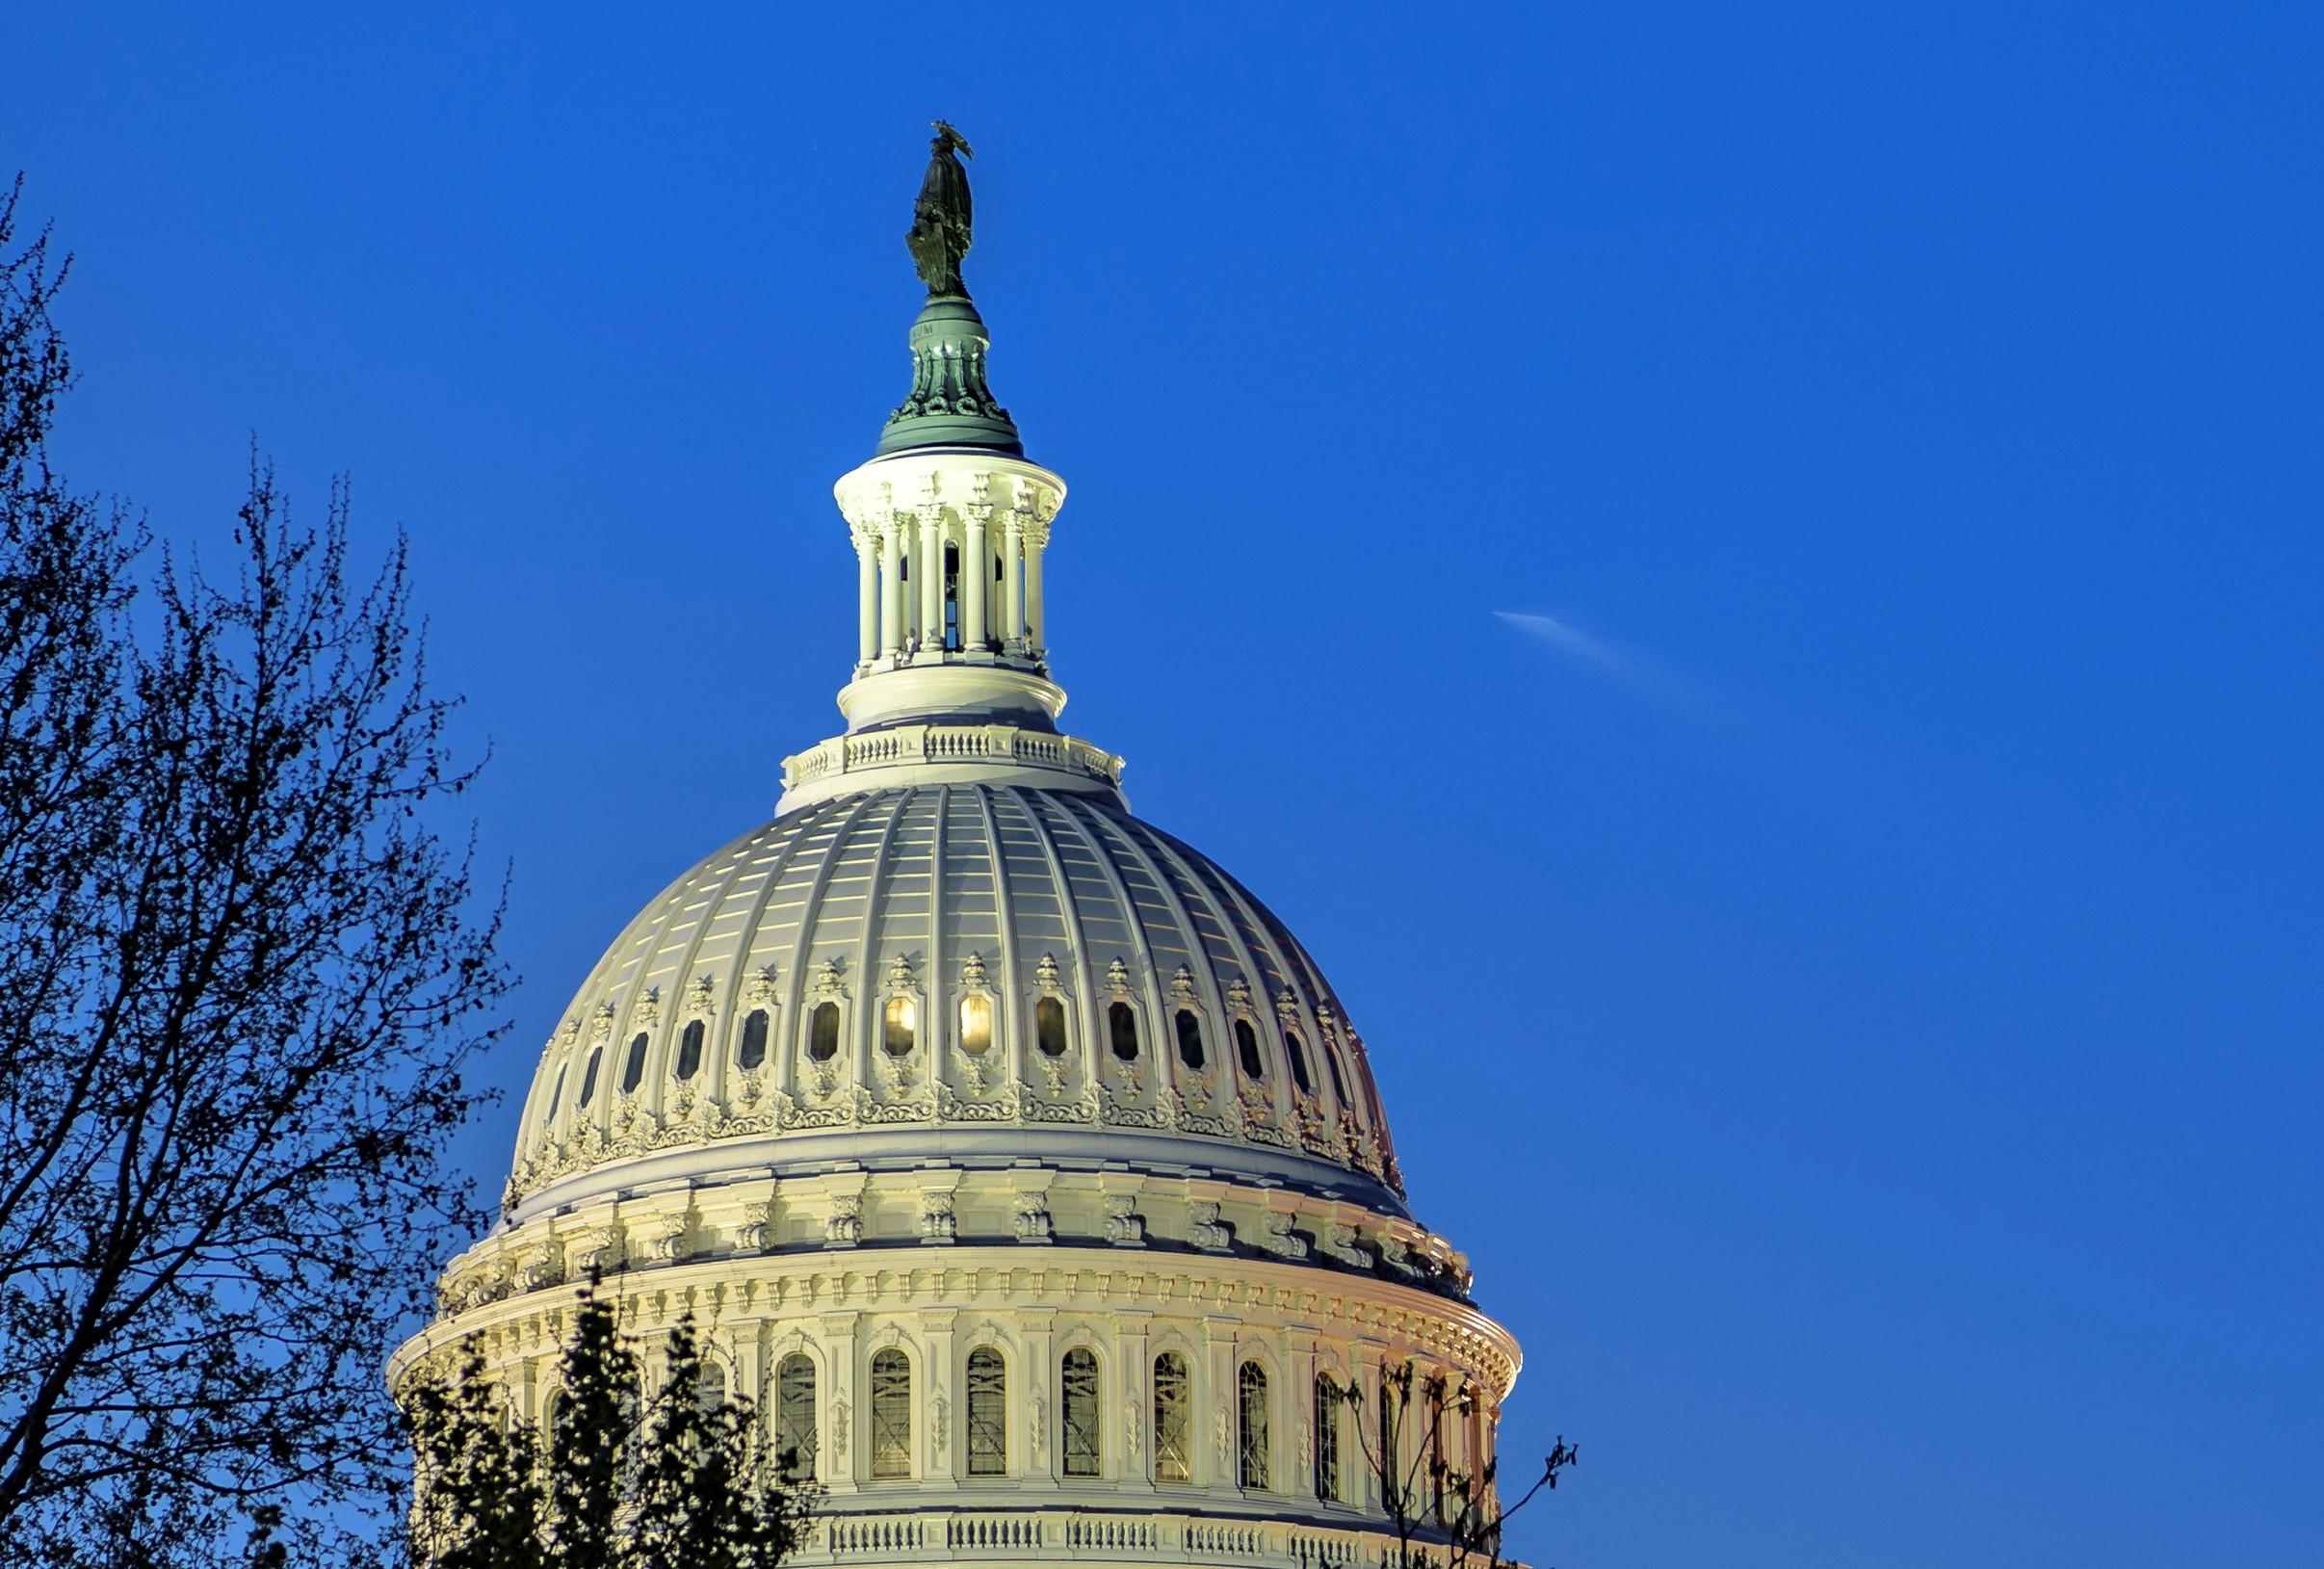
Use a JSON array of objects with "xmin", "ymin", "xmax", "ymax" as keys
[{"xmin": 508, "ymin": 783, "xmax": 1406, "ymax": 1228}]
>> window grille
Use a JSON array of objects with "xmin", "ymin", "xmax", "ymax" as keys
[
  {"xmin": 775, "ymin": 1355, "xmax": 817, "ymax": 1480},
  {"xmin": 738, "ymin": 1008, "xmax": 770, "ymax": 1070},
  {"xmin": 870, "ymin": 1349, "xmax": 911, "ymax": 1478},
  {"xmin": 966, "ymin": 1347, "xmax": 1006, "ymax": 1477},
  {"xmin": 1152, "ymin": 1352, "xmax": 1191, "ymax": 1482},
  {"xmin": 674, "ymin": 1019, "xmax": 705, "ymax": 1081},
  {"xmin": 698, "ymin": 1360, "xmax": 727, "ymax": 1411},
  {"xmin": 1314, "ymin": 1375, "xmax": 1342, "ymax": 1502},
  {"xmin": 620, "ymin": 1032, "xmax": 649, "ymax": 1093},
  {"xmin": 1238, "ymin": 1362, "xmax": 1270, "ymax": 1490},
  {"xmin": 1061, "ymin": 1348, "xmax": 1101, "ymax": 1477}
]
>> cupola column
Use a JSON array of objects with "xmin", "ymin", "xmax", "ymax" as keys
[
  {"xmin": 962, "ymin": 499, "xmax": 990, "ymax": 652},
  {"xmin": 918, "ymin": 506, "xmax": 944, "ymax": 654},
  {"xmin": 879, "ymin": 514, "xmax": 904, "ymax": 657},
  {"xmin": 1001, "ymin": 510, "xmax": 1026, "ymax": 650},
  {"xmin": 854, "ymin": 531, "xmax": 879, "ymax": 666},
  {"xmin": 1024, "ymin": 515, "xmax": 1047, "ymax": 656}
]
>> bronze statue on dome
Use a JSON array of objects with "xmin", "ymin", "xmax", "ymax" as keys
[{"xmin": 907, "ymin": 120, "xmax": 975, "ymax": 297}]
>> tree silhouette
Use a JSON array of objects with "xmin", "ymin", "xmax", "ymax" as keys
[{"xmin": 1345, "ymin": 1359, "xmax": 1578, "ymax": 1569}]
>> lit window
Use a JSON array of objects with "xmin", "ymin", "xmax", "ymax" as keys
[
  {"xmin": 620, "ymin": 1032, "xmax": 648, "ymax": 1094},
  {"xmin": 576, "ymin": 1046, "xmax": 603, "ymax": 1109},
  {"xmin": 883, "ymin": 996, "xmax": 916, "ymax": 1057},
  {"xmin": 1035, "ymin": 996, "xmax": 1067, "ymax": 1058},
  {"xmin": 1152, "ymin": 1352, "xmax": 1191, "ymax": 1482},
  {"xmin": 1174, "ymin": 1009, "xmax": 1205, "ymax": 1070},
  {"xmin": 1314, "ymin": 1374, "xmax": 1343, "ymax": 1503},
  {"xmin": 738, "ymin": 1008, "xmax": 770, "ymax": 1070},
  {"xmin": 1284, "ymin": 1030, "xmax": 1313, "ymax": 1095},
  {"xmin": 1061, "ymin": 1348, "xmax": 1101, "ymax": 1477},
  {"xmin": 674, "ymin": 1019, "xmax": 705, "ymax": 1081},
  {"xmin": 1234, "ymin": 1018, "xmax": 1264, "ymax": 1079},
  {"xmin": 870, "ymin": 1349, "xmax": 911, "ymax": 1478},
  {"xmin": 1109, "ymin": 1001, "xmax": 1139, "ymax": 1061},
  {"xmin": 966, "ymin": 1347, "xmax": 1006, "ymax": 1477},
  {"xmin": 1238, "ymin": 1362, "xmax": 1270, "ymax": 1490},
  {"xmin": 776, "ymin": 1354, "xmax": 817, "ymax": 1480},
  {"xmin": 808, "ymin": 1002, "xmax": 841, "ymax": 1061},
  {"xmin": 543, "ymin": 1064, "xmax": 567, "ymax": 1123},
  {"xmin": 957, "ymin": 993, "xmax": 992, "ymax": 1055}
]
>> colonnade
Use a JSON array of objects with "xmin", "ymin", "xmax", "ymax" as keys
[{"xmin": 854, "ymin": 504, "xmax": 1046, "ymax": 666}]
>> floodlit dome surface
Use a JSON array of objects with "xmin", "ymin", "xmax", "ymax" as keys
[{"xmin": 509, "ymin": 783, "xmax": 1406, "ymax": 1226}]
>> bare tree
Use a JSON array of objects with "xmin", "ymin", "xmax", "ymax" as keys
[
  {"xmin": 1345, "ymin": 1359, "xmax": 1578, "ymax": 1569},
  {"xmin": 0, "ymin": 174, "xmax": 508, "ymax": 1566}
]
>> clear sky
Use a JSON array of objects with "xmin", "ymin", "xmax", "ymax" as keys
[{"xmin": 6, "ymin": 5, "xmax": 2319, "ymax": 1563}]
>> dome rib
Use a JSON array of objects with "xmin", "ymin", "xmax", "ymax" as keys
[{"xmin": 1042, "ymin": 793, "xmax": 1176, "ymax": 1103}]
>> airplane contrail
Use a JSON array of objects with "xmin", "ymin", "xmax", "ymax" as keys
[{"xmin": 1493, "ymin": 611, "xmax": 1641, "ymax": 679}]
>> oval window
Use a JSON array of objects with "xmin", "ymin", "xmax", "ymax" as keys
[
  {"xmin": 958, "ymin": 993, "xmax": 993, "ymax": 1055},
  {"xmin": 1109, "ymin": 1001, "xmax": 1139, "ymax": 1061},
  {"xmin": 1174, "ymin": 1009, "xmax": 1206, "ymax": 1070},
  {"xmin": 1234, "ymin": 1017, "xmax": 1264, "ymax": 1079},
  {"xmin": 883, "ymin": 996, "xmax": 916, "ymax": 1057},
  {"xmin": 738, "ymin": 1007, "xmax": 770, "ymax": 1071},
  {"xmin": 808, "ymin": 1001, "xmax": 841, "ymax": 1061},
  {"xmin": 674, "ymin": 1018, "xmax": 705, "ymax": 1081},
  {"xmin": 620, "ymin": 1031, "xmax": 648, "ymax": 1094},
  {"xmin": 1035, "ymin": 996, "xmax": 1068, "ymax": 1058}
]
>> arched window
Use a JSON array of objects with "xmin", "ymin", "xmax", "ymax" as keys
[
  {"xmin": 1314, "ymin": 1374, "xmax": 1343, "ymax": 1503},
  {"xmin": 1234, "ymin": 1018, "xmax": 1264, "ymax": 1079},
  {"xmin": 1323, "ymin": 1042, "xmax": 1348, "ymax": 1106},
  {"xmin": 1284, "ymin": 1030, "xmax": 1313, "ymax": 1095},
  {"xmin": 1238, "ymin": 1362, "xmax": 1270, "ymax": 1490},
  {"xmin": 543, "ymin": 1064, "xmax": 567, "ymax": 1123},
  {"xmin": 620, "ymin": 1032, "xmax": 649, "ymax": 1094},
  {"xmin": 1035, "ymin": 996, "xmax": 1068, "ymax": 1058},
  {"xmin": 738, "ymin": 1008, "xmax": 770, "ymax": 1071},
  {"xmin": 966, "ymin": 1347, "xmax": 1006, "ymax": 1477},
  {"xmin": 698, "ymin": 1359, "xmax": 727, "ymax": 1411},
  {"xmin": 808, "ymin": 1002, "xmax": 841, "ymax": 1061},
  {"xmin": 1174, "ymin": 1009, "xmax": 1205, "ymax": 1070},
  {"xmin": 775, "ymin": 1354, "xmax": 817, "ymax": 1480},
  {"xmin": 957, "ymin": 993, "xmax": 992, "ymax": 1055},
  {"xmin": 1108, "ymin": 1001, "xmax": 1139, "ymax": 1061},
  {"xmin": 882, "ymin": 996, "xmax": 916, "ymax": 1057},
  {"xmin": 674, "ymin": 1019, "xmax": 705, "ymax": 1081},
  {"xmin": 1152, "ymin": 1352, "xmax": 1191, "ymax": 1482},
  {"xmin": 943, "ymin": 543, "xmax": 961, "ymax": 652},
  {"xmin": 869, "ymin": 1349, "xmax": 911, "ymax": 1479},
  {"xmin": 576, "ymin": 1046, "xmax": 603, "ymax": 1109},
  {"xmin": 1061, "ymin": 1348, "xmax": 1101, "ymax": 1477}
]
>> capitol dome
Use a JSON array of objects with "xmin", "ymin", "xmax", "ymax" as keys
[{"xmin": 404, "ymin": 130, "xmax": 1519, "ymax": 1569}]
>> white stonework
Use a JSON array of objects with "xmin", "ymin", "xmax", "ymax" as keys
[{"xmin": 393, "ymin": 246, "xmax": 1522, "ymax": 1569}]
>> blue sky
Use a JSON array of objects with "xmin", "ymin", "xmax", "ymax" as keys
[{"xmin": 5, "ymin": 5, "xmax": 2319, "ymax": 1563}]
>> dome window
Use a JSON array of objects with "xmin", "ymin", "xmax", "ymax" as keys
[
  {"xmin": 737, "ymin": 1007, "xmax": 770, "ymax": 1071},
  {"xmin": 674, "ymin": 1019, "xmax": 705, "ymax": 1081},
  {"xmin": 882, "ymin": 996, "xmax": 917, "ymax": 1057},
  {"xmin": 1313, "ymin": 1374, "xmax": 1343, "ymax": 1503},
  {"xmin": 1061, "ymin": 1348, "xmax": 1101, "ymax": 1477},
  {"xmin": 966, "ymin": 1347, "xmax": 1006, "ymax": 1476},
  {"xmin": 619, "ymin": 1032, "xmax": 648, "ymax": 1094},
  {"xmin": 869, "ymin": 1348, "xmax": 911, "ymax": 1479},
  {"xmin": 1174, "ymin": 1009, "xmax": 1205, "ymax": 1070},
  {"xmin": 1323, "ymin": 1041, "xmax": 1349, "ymax": 1106},
  {"xmin": 576, "ymin": 1046, "xmax": 603, "ymax": 1109},
  {"xmin": 1152, "ymin": 1352, "xmax": 1192, "ymax": 1482},
  {"xmin": 542, "ymin": 1064, "xmax": 567, "ymax": 1123},
  {"xmin": 1284, "ymin": 1030, "xmax": 1313, "ymax": 1095},
  {"xmin": 808, "ymin": 1002, "xmax": 841, "ymax": 1062},
  {"xmin": 1234, "ymin": 1018, "xmax": 1264, "ymax": 1079},
  {"xmin": 957, "ymin": 993, "xmax": 993, "ymax": 1055},
  {"xmin": 1108, "ymin": 1001, "xmax": 1139, "ymax": 1061},
  {"xmin": 775, "ymin": 1353, "xmax": 817, "ymax": 1480},
  {"xmin": 1238, "ymin": 1361, "xmax": 1270, "ymax": 1490},
  {"xmin": 1035, "ymin": 996, "xmax": 1068, "ymax": 1058}
]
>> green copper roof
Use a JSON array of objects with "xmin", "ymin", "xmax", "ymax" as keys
[{"xmin": 875, "ymin": 292, "xmax": 1022, "ymax": 457}]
